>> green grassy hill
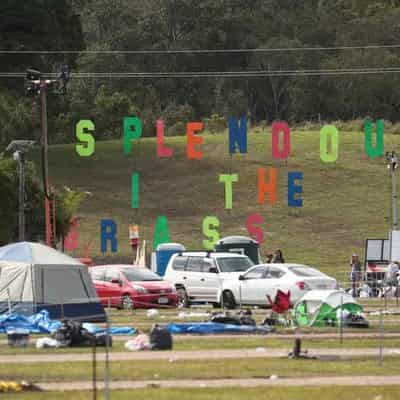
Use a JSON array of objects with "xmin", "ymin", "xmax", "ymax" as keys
[{"xmin": 46, "ymin": 128, "xmax": 399, "ymax": 282}]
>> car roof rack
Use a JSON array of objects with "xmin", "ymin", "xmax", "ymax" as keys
[{"xmin": 177, "ymin": 250, "xmax": 215, "ymax": 257}]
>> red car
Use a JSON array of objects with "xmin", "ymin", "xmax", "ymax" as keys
[{"xmin": 89, "ymin": 265, "xmax": 178, "ymax": 309}]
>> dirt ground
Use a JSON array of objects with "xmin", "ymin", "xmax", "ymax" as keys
[
  {"xmin": 37, "ymin": 375, "xmax": 400, "ymax": 391},
  {"xmin": 1, "ymin": 347, "xmax": 399, "ymax": 364}
]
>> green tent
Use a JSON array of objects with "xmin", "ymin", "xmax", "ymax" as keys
[{"xmin": 292, "ymin": 290, "xmax": 363, "ymax": 327}]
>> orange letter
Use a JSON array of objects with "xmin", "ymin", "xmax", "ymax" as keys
[
  {"xmin": 258, "ymin": 168, "xmax": 277, "ymax": 204},
  {"xmin": 156, "ymin": 120, "xmax": 173, "ymax": 157},
  {"xmin": 187, "ymin": 122, "xmax": 203, "ymax": 159}
]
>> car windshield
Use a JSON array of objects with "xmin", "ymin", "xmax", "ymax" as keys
[
  {"xmin": 122, "ymin": 268, "xmax": 162, "ymax": 281},
  {"xmin": 288, "ymin": 266, "xmax": 327, "ymax": 277},
  {"xmin": 217, "ymin": 257, "xmax": 254, "ymax": 273}
]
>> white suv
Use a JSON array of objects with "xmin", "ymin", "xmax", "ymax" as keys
[{"xmin": 164, "ymin": 251, "xmax": 254, "ymax": 307}]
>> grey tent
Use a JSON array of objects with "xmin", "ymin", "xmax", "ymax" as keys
[{"xmin": 0, "ymin": 242, "xmax": 105, "ymax": 321}]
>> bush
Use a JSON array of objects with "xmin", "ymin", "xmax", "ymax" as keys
[
  {"xmin": 204, "ymin": 114, "xmax": 226, "ymax": 134},
  {"xmin": 162, "ymin": 103, "xmax": 194, "ymax": 135}
]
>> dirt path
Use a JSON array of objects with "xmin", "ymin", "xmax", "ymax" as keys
[
  {"xmin": 2, "ymin": 347, "xmax": 400, "ymax": 364},
  {"xmin": 2, "ymin": 332, "xmax": 400, "ymax": 346},
  {"xmin": 37, "ymin": 375, "xmax": 400, "ymax": 391}
]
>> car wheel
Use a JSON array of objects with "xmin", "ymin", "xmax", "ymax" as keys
[
  {"xmin": 222, "ymin": 290, "xmax": 236, "ymax": 309},
  {"xmin": 176, "ymin": 287, "xmax": 189, "ymax": 308},
  {"xmin": 121, "ymin": 294, "xmax": 134, "ymax": 310}
]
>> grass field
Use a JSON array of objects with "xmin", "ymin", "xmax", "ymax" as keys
[
  {"xmin": 1, "ymin": 337, "xmax": 400, "ymax": 355},
  {"xmin": 2, "ymin": 356, "xmax": 399, "ymax": 382},
  {"xmin": 8, "ymin": 386, "xmax": 400, "ymax": 400},
  {"xmin": 42, "ymin": 128, "xmax": 400, "ymax": 281}
]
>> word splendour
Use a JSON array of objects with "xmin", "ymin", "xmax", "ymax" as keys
[{"xmin": 75, "ymin": 117, "xmax": 384, "ymax": 253}]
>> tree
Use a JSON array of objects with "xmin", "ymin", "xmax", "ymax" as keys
[{"xmin": 0, "ymin": 155, "xmax": 87, "ymax": 246}]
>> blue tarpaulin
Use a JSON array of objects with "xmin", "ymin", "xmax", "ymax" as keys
[
  {"xmin": 0, "ymin": 310, "xmax": 136, "ymax": 335},
  {"xmin": 0, "ymin": 310, "xmax": 61, "ymax": 334},
  {"xmin": 83, "ymin": 323, "xmax": 136, "ymax": 336},
  {"xmin": 167, "ymin": 322, "xmax": 273, "ymax": 335}
]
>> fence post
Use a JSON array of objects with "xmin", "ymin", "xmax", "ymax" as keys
[
  {"xmin": 7, "ymin": 288, "xmax": 11, "ymax": 313},
  {"xmin": 379, "ymin": 309, "xmax": 384, "ymax": 366},
  {"xmin": 339, "ymin": 295, "xmax": 343, "ymax": 345},
  {"xmin": 60, "ymin": 296, "xmax": 64, "ymax": 320},
  {"xmin": 104, "ymin": 314, "xmax": 110, "ymax": 400},
  {"xmin": 239, "ymin": 282, "xmax": 242, "ymax": 310},
  {"xmin": 92, "ymin": 338, "xmax": 97, "ymax": 400}
]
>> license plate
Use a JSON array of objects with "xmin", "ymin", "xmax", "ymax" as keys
[{"xmin": 158, "ymin": 297, "xmax": 168, "ymax": 304}]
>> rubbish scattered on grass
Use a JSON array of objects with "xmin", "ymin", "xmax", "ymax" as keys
[
  {"xmin": 124, "ymin": 334, "xmax": 151, "ymax": 351},
  {"xmin": 36, "ymin": 337, "xmax": 61, "ymax": 349},
  {"xmin": 178, "ymin": 311, "xmax": 210, "ymax": 319},
  {"xmin": 147, "ymin": 309, "xmax": 160, "ymax": 319}
]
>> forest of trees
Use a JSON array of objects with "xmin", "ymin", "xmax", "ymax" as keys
[{"xmin": 2, "ymin": 0, "xmax": 400, "ymax": 149}]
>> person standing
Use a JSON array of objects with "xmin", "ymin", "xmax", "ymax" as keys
[
  {"xmin": 386, "ymin": 261, "xmax": 399, "ymax": 286},
  {"xmin": 272, "ymin": 249, "xmax": 285, "ymax": 263},
  {"xmin": 350, "ymin": 254, "xmax": 362, "ymax": 297},
  {"xmin": 266, "ymin": 252, "xmax": 273, "ymax": 263}
]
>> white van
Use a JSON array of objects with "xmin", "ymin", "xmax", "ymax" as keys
[{"xmin": 163, "ymin": 251, "xmax": 254, "ymax": 307}]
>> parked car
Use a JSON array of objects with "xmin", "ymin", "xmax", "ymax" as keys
[
  {"xmin": 89, "ymin": 265, "xmax": 178, "ymax": 309},
  {"xmin": 164, "ymin": 251, "xmax": 254, "ymax": 307},
  {"xmin": 219, "ymin": 263, "xmax": 338, "ymax": 308}
]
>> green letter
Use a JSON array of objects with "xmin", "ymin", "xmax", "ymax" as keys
[
  {"xmin": 202, "ymin": 216, "xmax": 220, "ymax": 250},
  {"xmin": 131, "ymin": 172, "xmax": 139, "ymax": 209},
  {"xmin": 219, "ymin": 174, "xmax": 239, "ymax": 209},
  {"xmin": 123, "ymin": 116, "xmax": 142, "ymax": 155},
  {"xmin": 320, "ymin": 125, "xmax": 339, "ymax": 163},
  {"xmin": 76, "ymin": 120, "xmax": 95, "ymax": 156},
  {"xmin": 365, "ymin": 119, "xmax": 384, "ymax": 158},
  {"xmin": 153, "ymin": 216, "xmax": 171, "ymax": 249}
]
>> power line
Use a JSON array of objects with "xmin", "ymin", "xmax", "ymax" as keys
[
  {"xmin": 2, "ymin": 67, "xmax": 400, "ymax": 78},
  {"xmin": 1, "ymin": 44, "xmax": 400, "ymax": 55}
]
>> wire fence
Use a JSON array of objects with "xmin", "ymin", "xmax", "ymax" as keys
[{"xmin": 1, "ymin": 290, "xmax": 400, "ymax": 397}]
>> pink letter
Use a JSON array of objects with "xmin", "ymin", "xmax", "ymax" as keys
[
  {"xmin": 272, "ymin": 121, "xmax": 291, "ymax": 160},
  {"xmin": 156, "ymin": 120, "xmax": 173, "ymax": 157},
  {"xmin": 246, "ymin": 214, "xmax": 265, "ymax": 244}
]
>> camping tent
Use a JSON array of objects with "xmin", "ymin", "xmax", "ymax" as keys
[
  {"xmin": 0, "ymin": 242, "xmax": 105, "ymax": 321},
  {"xmin": 292, "ymin": 290, "xmax": 363, "ymax": 327}
]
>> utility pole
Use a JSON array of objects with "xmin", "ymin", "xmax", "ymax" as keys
[
  {"xmin": 40, "ymin": 80, "xmax": 49, "ymax": 198},
  {"xmin": 25, "ymin": 66, "xmax": 70, "ymax": 246}
]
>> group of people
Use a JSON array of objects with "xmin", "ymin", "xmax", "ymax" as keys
[{"xmin": 350, "ymin": 253, "xmax": 400, "ymax": 297}]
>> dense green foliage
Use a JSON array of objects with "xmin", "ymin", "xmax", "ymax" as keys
[
  {"xmin": 1, "ymin": 1, "xmax": 400, "ymax": 147},
  {"xmin": 0, "ymin": 156, "xmax": 86, "ymax": 245}
]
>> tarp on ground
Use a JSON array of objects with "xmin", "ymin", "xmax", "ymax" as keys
[
  {"xmin": 0, "ymin": 242, "xmax": 105, "ymax": 321},
  {"xmin": 0, "ymin": 310, "xmax": 136, "ymax": 335},
  {"xmin": 292, "ymin": 290, "xmax": 364, "ymax": 327},
  {"xmin": 167, "ymin": 322, "xmax": 273, "ymax": 335}
]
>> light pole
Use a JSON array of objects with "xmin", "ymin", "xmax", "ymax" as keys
[
  {"xmin": 386, "ymin": 151, "xmax": 399, "ymax": 230},
  {"xmin": 6, "ymin": 140, "xmax": 35, "ymax": 241}
]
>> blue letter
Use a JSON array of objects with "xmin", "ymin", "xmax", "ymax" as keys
[
  {"xmin": 228, "ymin": 116, "xmax": 247, "ymax": 154},
  {"xmin": 288, "ymin": 172, "xmax": 303, "ymax": 208},
  {"xmin": 100, "ymin": 219, "xmax": 118, "ymax": 253}
]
